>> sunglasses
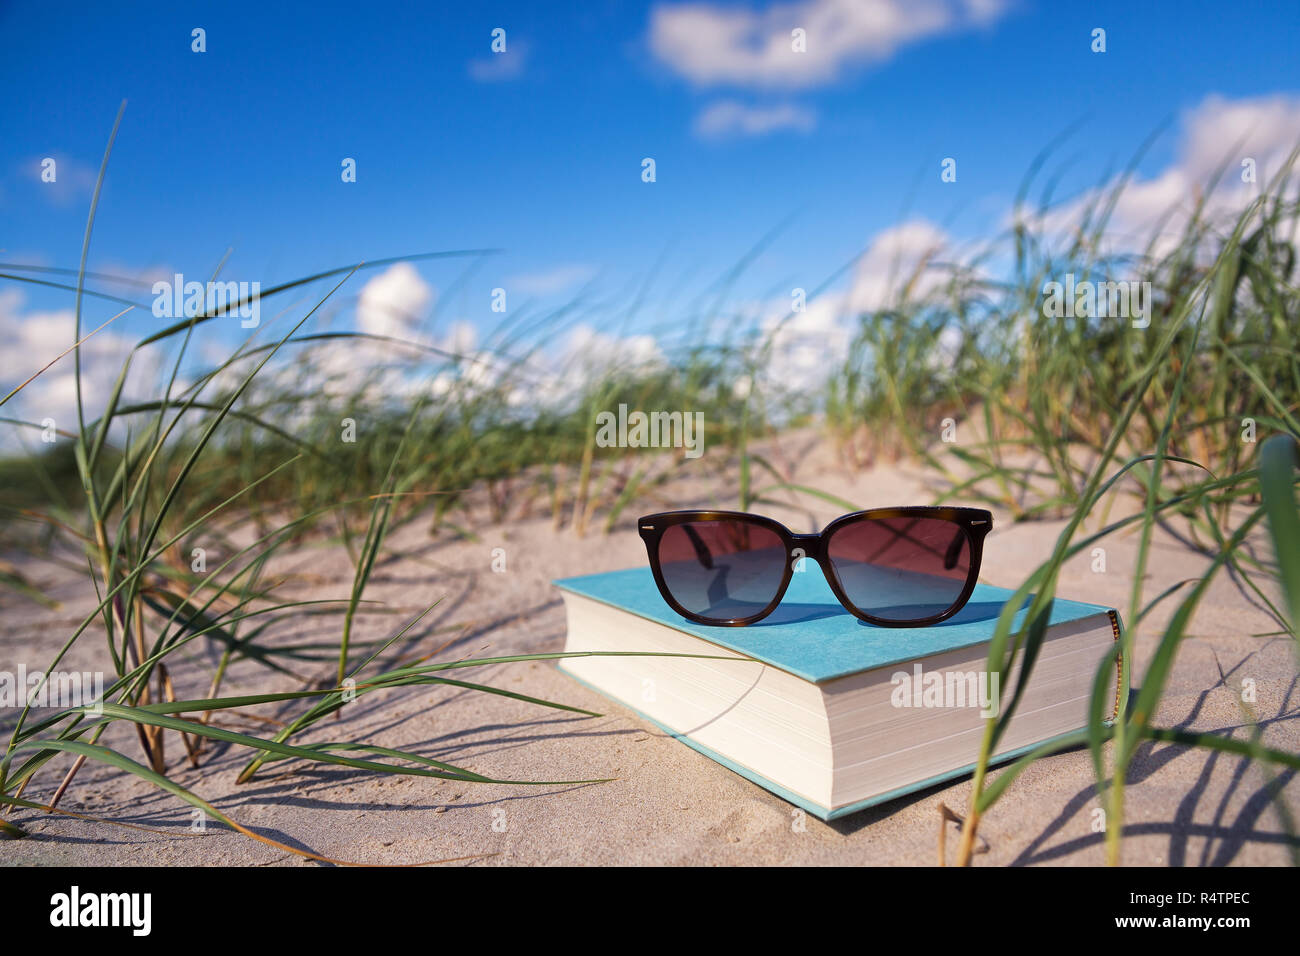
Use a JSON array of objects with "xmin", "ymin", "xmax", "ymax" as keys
[{"xmin": 638, "ymin": 507, "xmax": 993, "ymax": 627}]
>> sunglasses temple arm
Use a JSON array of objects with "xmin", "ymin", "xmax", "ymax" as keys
[
  {"xmin": 943, "ymin": 528, "xmax": 965, "ymax": 570},
  {"xmin": 682, "ymin": 524, "xmax": 715, "ymax": 570}
]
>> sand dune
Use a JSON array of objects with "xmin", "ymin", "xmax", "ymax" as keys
[{"xmin": 3, "ymin": 433, "xmax": 1296, "ymax": 865}]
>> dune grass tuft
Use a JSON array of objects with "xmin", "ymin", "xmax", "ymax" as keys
[{"xmin": 1, "ymin": 110, "xmax": 1297, "ymax": 864}]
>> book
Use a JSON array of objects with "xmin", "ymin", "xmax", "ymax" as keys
[{"xmin": 555, "ymin": 565, "xmax": 1124, "ymax": 821}]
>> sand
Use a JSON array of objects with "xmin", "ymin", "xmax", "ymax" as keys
[{"xmin": 2, "ymin": 431, "xmax": 1297, "ymax": 866}]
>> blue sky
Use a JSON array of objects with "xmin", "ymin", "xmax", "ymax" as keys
[{"xmin": 2, "ymin": 0, "xmax": 1298, "ymax": 414}]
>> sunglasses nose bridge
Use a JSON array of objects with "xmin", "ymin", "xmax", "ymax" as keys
[{"xmin": 788, "ymin": 532, "xmax": 824, "ymax": 563}]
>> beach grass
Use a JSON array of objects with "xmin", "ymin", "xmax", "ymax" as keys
[{"xmin": 1, "ymin": 108, "xmax": 1297, "ymax": 864}]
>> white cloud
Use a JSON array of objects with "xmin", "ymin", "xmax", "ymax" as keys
[
  {"xmin": 0, "ymin": 289, "xmax": 169, "ymax": 449},
  {"xmin": 439, "ymin": 320, "xmax": 478, "ymax": 356},
  {"xmin": 0, "ymin": 264, "xmax": 668, "ymax": 450},
  {"xmin": 847, "ymin": 219, "xmax": 952, "ymax": 311},
  {"xmin": 415, "ymin": 323, "xmax": 666, "ymax": 411},
  {"xmin": 355, "ymin": 262, "xmax": 434, "ymax": 340},
  {"xmin": 760, "ymin": 292, "xmax": 853, "ymax": 393},
  {"xmin": 754, "ymin": 219, "xmax": 957, "ymax": 393},
  {"xmin": 468, "ymin": 41, "xmax": 529, "ymax": 82},
  {"xmin": 507, "ymin": 264, "xmax": 597, "ymax": 297},
  {"xmin": 554, "ymin": 324, "xmax": 662, "ymax": 380},
  {"xmin": 1180, "ymin": 94, "xmax": 1300, "ymax": 183},
  {"xmin": 650, "ymin": 0, "xmax": 1009, "ymax": 89},
  {"xmin": 201, "ymin": 263, "xmax": 443, "ymax": 420},
  {"xmin": 694, "ymin": 99, "xmax": 816, "ymax": 138},
  {"xmin": 20, "ymin": 154, "xmax": 98, "ymax": 207},
  {"xmin": 1024, "ymin": 93, "xmax": 1300, "ymax": 257}
]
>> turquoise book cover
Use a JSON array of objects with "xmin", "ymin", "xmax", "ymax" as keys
[{"xmin": 554, "ymin": 565, "xmax": 1116, "ymax": 684}]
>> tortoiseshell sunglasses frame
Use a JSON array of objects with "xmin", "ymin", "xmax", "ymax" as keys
[{"xmin": 637, "ymin": 507, "xmax": 993, "ymax": 627}]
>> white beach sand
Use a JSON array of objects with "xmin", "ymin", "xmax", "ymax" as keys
[{"xmin": 3, "ymin": 431, "xmax": 1296, "ymax": 865}]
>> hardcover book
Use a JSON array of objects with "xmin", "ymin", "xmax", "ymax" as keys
[{"xmin": 555, "ymin": 565, "xmax": 1124, "ymax": 820}]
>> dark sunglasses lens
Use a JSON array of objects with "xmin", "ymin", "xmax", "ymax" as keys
[
  {"xmin": 656, "ymin": 519, "xmax": 786, "ymax": 621},
  {"xmin": 827, "ymin": 516, "xmax": 971, "ymax": 622}
]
